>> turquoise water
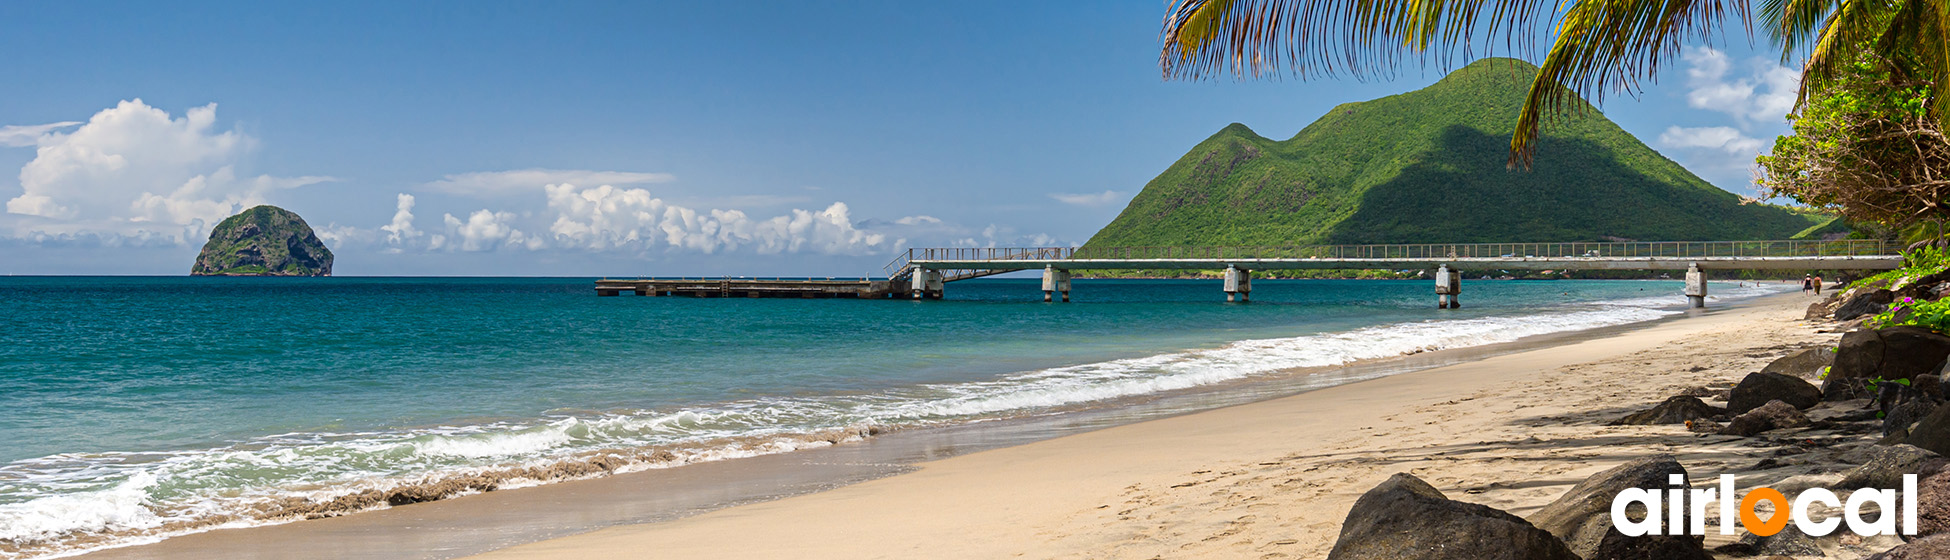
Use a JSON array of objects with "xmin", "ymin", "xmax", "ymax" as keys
[{"xmin": 0, "ymin": 276, "xmax": 1780, "ymax": 557}]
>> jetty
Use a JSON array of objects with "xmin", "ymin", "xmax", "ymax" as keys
[{"xmin": 598, "ymin": 240, "xmax": 1905, "ymax": 307}]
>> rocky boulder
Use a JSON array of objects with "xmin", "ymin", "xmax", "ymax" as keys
[
  {"xmin": 1826, "ymin": 327, "xmax": 1950, "ymax": 401},
  {"xmin": 1838, "ymin": 444, "xmax": 1942, "ymax": 490},
  {"xmin": 1612, "ymin": 396, "xmax": 1724, "ymax": 426},
  {"xmin": 1890, "ymin": 401, "xmax": 1946, "ymax": 437},
  {"xmin": 190, "ymin": 205, "xmax": 334, "ymax": 276},
  {"xmin": 1326, "ymin": 473, "xmax": 1578, "ymax": 560},
  {"xmin": 1907, "ymin": 406, "xmax": 1950, "ymax": 456},
  {"xmin": 1729, "ymin": 372, "xmax": 1823, "ymax": 415},
  {"xmin": 1527, "ymin": 456, "xmax": 1709, "ymax": 560},
  {"xmin": 1836, "ymin": 289, "xmax": 1895, "ymax": 321},
  {"xmin": 1869, "ymin": 533, "xmax": 1950, "ymax": 559},
  {"xmin": 1760, "ymin": 347, "xmax": 1835, "ymax": 379},
  {"xmin": 1720, "ymin": 400, "xmax": 1811, "ymax": 437}
]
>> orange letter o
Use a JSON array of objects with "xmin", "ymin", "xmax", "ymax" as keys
[{"xmin": 1741, "ymin": 487, "xmax": 1790, "ymax": 537}]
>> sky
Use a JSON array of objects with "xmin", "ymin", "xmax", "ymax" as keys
[{"xmin": 0, "ymin": 1, "xmax": 1806, "ymax": 276}]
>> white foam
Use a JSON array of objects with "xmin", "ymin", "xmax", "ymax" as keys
[{"xmin": 0, "ymin": 472, "xmax": 162, "ymax": 544}]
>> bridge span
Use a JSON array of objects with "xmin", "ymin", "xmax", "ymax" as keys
[{"xmin": 884, "ymin": 240, "xmax": 1903, "ymax": 307}]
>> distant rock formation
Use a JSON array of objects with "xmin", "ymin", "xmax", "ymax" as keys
[{"xmin": 190, "ymin": 205, "xmax": 334, "ymax": 276}]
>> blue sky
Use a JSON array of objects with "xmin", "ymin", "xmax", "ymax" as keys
[{"xmin": 0, "ymin": 1, "xmax": 1802, "ymax": 276}]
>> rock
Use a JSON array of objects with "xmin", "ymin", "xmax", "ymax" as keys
[
  {"xmin": 1721, "ymin": 400, "xmax": 1811, "ymax": 437},
  {"xmin": 1730, "ymin": 372, "xmax": 1824, "ymax": 415},
  {"xmin": 190, "ymin": 205, "xmax": 334, "ymax": 276},
  {"xmin": 1838, "ymin": 444, "xmax": 1942, "ymax": 490},
  {"xmin": 1918, "ymin": 469, "xmax": 1950, "ymax": 538},
  {"xmin": 1836, "ymin": 289, "xmax": 1895, "ymax": 321},
  {"xmin": 1919, "ymin": 374, "xmax": 1945, "ymax": 401},
  {"xmin": 1911, "ymin": 404, "xmax": 1950, "ymax": 456},
  {"xmin": 1762, "ymin": 347, "xmax": 1836, "ymax": 379},
  {"xmin": 1527, "ymin": 456, "xmax": 1709, "ymax": 560},
  {"xmin": 1726, "ymin": 526, "xmax": 1825, "ymax": 557},
  {"xmin": 1889, "ymin": 401, "xmax": 1945, "ymax": 437},
  {"xmin": 1613, "ymin": 396, "xmax": 1725, "ymax": 426},
  {"xmin": 1807, "ymin": 301, "xmax": 1832, "ymax": 320},
  {"xmin": 1868, "ymin": 533, "xmax": 1950, "ymax": 559},
  {"xmin": 1827, "ymin": 327, "xmax": 1950, "ymax": 401},
  {"xmin": 1326, "ymin": 473, "xmax": 1577, "ymax": 560},
  {"xmin": 1687, "ymin": 419, "xmax": 1724, "ymax": 433}
]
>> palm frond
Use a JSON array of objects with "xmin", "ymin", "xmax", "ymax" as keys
[
  {"xmin": 1160, "ymin": 0, "xmax": 1557, "ymax": 81},
  {"xmin": 1511, "ymin": 0, "xmax": 1747, "ymax": 167}
]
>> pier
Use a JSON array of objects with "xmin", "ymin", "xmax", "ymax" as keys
[
  {"xmin": 595, "ymin": 278, "xmax": 898, "ymax": 298},
  {"xmin": 599, "ymin": 240, "xmax": 1905, "ymax": 307}
]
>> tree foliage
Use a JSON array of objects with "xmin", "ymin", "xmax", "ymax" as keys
[{"xmin": 1757, "ymin": 54, "xmax": 1949, "ymax": 233}]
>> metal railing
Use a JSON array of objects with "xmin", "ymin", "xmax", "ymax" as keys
[{"xmin": 892, "ymin": 239, "xmax": 1895, "ymax": 268}]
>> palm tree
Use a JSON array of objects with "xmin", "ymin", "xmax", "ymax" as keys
[{"xmin": 1158, "ymin": 0, "xmax": 1948, "ymax": 169}]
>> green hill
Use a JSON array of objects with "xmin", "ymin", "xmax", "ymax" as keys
[{"xmin": 1085, "ymin": 58, "xmax": 1822, "ymax": 248}]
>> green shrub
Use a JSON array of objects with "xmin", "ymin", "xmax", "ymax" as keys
[
  {"xmin": 1849, "ymin": 245, "xmax": 1950, "ymax": 291},
  {"xmin": 1870, "ymin": 296, "xmax": 1950, "ymax": 333}
]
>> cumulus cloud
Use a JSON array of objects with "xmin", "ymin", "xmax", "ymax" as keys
[
  {"xmin": 543, "ymin": 183, "xmax": 886, "ymax": 255},
  {"xmin": 0, "ymin": 122, "xmax": 79, "ymax": 147},
  {"xmin": 1049, "ymin": 190, "xmax": 1124, "ymax": 206},
  {"xmin": 442, "ymin": 209, "xmax": 539, "ymax": 252},
  {"xmin": 1681, "ymin": 47, "xmax": 1800, "ymax": 125},
  {"xmin": 1, "ymin": 99, "xmax": 331, "ymax": 242},
  {"xmin": 1658, "ymin": 126, "xmax": 1766, "ymax": 155},
  {"xmin": 421, "ymin": 169, "xmax": 673, "ymax": 196},
  {"xmin": 380, "ymin": 193, "xmax": 421, "ymax": 244}
]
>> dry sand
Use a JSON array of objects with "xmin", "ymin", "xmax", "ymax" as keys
[{"xmin": 468, "ymin": 293, "xmax": 1855, "ymax": 559}]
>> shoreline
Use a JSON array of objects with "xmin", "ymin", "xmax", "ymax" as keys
[
  {"xmin": 455, "ymin": 290, "xmax": 1828, "ymax": 559},
  {"xmin": 60, "ymin": 288, "xmax": 1810, "ymax": 559}
]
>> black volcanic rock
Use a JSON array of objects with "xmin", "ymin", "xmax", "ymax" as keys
[{"xmin": 190, "ymin": 205, "xmax": 334, "ymax": 276}]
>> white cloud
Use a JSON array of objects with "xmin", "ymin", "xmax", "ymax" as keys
[
  {"xmin": 0, "ymin": 122, "xmax": 80, "ymax": 147},
  {"xmin": 1681, "ymin": 47, "xmax": 1800, "ymax": 124},
  {"xmin": 894, "ymin": 215, "xmax": 942, "ymax": 225},
  {"xmin": 1049, "ymin": 190, "xmax": 1124, "ymax": 206},
  {"xmin": 421, "ymin": 169, "xmax": 673, "ymax": 196},
  {"xmin": 380, "ymin": 193, "xmax": 421, "ymax": 244},
  {"xmin": 1658, "ymin": 126, "xmax": 1765, "ymax": 155},
  {"xmin": 2, "ymin": 99, "xmax": 330, "ymax": 242},
  {"xmin": 442, "ymin": 209, "xmax": 536, "ymax": 252}
]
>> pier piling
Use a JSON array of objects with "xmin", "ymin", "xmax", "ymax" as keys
[
  {"xmin": 1224, "ymin": 266, "xmax": 1252, "ymax": 303},
  {"xmin": 1684, "ymin": 263, "xmax": 1707, "ymax": 308},
  {"xmin": 1042, "ymin": 266, "xmax": 1072, "ymax": 303},
  {"xmin": 1435, "ymin": 265, "xmax": 1462, "ymax": 309}
]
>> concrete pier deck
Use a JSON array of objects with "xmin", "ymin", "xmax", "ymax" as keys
[{"xmin": 595, "ymin": 278, "xmax": 897, "ymax": 298}]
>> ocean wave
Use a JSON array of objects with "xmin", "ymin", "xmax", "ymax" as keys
[{"xmin": 0, "ymin": 282, "xmax": 1791, "ymax": 558}]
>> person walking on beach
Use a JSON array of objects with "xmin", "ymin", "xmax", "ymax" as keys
[
  {"xmin": 1802, "ymin": 275, "xmax": 1814, "ymax": 294},
  {"xmin": 1814, "ymin": 274, "xmax": 1824, "ymax": 295}
]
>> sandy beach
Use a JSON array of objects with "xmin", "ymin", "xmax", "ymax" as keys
[{"xmin": 452, "ymin": 292, "xmax": 1857, "ymax": 559}]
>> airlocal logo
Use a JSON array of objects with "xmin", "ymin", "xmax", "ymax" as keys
[{"xmin": 1611, "ymin": 474, "xmax": 1918, "ymax": 537}]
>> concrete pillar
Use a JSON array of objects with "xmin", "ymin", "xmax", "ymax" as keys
[
  {"xmin": 1684, "ymin": 263, "xmax": 1707, "ymax": 308},
  {"xmin": 1435, "ymin": 264, "xmax": 1462, "ymax": 309},
  {"xmin": 911, "ymin": 269, "xmax": 944, "ymax": 300},
  {"xmin": 1223, "ymin": 265, "xmax": 1252, "ymax": 302},
  {"xmin": 1041, "ymin": 266, "xmax": 1072, "ymax": 302}
]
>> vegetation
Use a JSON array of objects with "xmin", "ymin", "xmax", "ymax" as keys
[
  {"xmin": 1849, "ymin": 245, "xmax": 1950, "ymax": 291},
  {"xmin": 1158, "ymin": 0, "xmax": 1950, "ymax": 168},
  {"xmin": 1084, "ymin": 59, "xmax": 1822, "ymax": 249},
  {"xmin": 1870, "ymin": 296, "xmax": 1950, "ymax": 333},
  {"xmin": 191, "ymin": 205, "xmax": 335, "ymax": 276},
  {"xmin": 1759, "ymin": 52, "xmax": 1949, "ymax": 241}
]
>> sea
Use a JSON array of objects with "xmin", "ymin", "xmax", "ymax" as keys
[{"xmin": 0, "ymin": 276, "xmax": 1788, "ymax": 558}]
